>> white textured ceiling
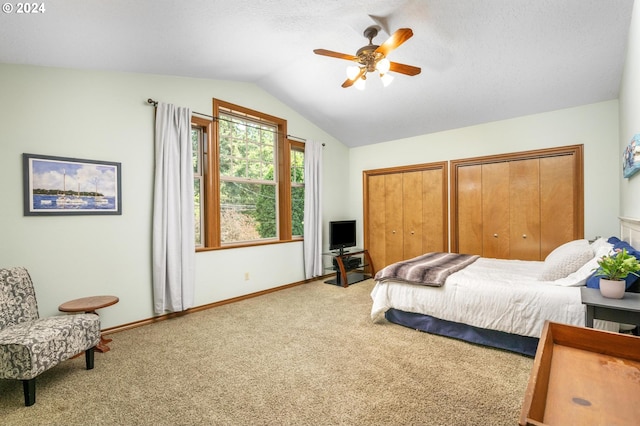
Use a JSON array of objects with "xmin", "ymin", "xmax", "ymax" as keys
[{"xmin": 0, "ymin": 0, "xmax": 634, "ymax": 147}]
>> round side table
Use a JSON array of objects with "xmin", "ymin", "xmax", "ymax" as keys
[{"xmin": 59, "ymin": 295, "xmax": 119, "ymax": 353}]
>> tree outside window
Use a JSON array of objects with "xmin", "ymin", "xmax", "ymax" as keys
[
  {"xmin": 192, "ymin": 100, "xmax": 303, "ymax": 249},
  {"xmin": 290, "ymin": 145, "xmax": 304, "ymax": 237},
  {"xmin": 218, "ymin": 112, "xmax": 278, "ymax": 244}
]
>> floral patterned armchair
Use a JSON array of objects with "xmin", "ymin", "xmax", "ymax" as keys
[{"xmin": 0, "ymin": 267, "xmax": 101, "ymax": 406}]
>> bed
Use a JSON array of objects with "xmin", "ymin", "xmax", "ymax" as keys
[{"xmin": 370, "ymin": 218, "xmax": 640, "ymax": 357}]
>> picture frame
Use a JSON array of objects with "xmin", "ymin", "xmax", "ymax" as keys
[
  {"xmin": 23, "ymin": 153, "xmax": 122, "ymax": 216},
  {"xmin": 623, "ymin": 133, "xmax": 640, "ymax": 179}
]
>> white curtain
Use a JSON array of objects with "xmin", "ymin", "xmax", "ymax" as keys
[
  {"xmin": 303, "ymin": 139, "xmax": 323, "ymax": 279},
  {"xmin": 152, "ymin": 102, "xmax": 195, "ymax": 314}
]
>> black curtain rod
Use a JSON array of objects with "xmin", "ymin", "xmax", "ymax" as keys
[
  {"xmin": 147, "ymin": 98, "xmax": 213, "ymax": 119},
  {"xmin": 147, "ymin": 98, "xmax": 323, "ymax": 146}
]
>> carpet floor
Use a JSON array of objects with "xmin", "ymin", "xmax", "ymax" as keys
[{"xmin": 0, "ymin": 278, "xmax": 533, "ymax": 425}]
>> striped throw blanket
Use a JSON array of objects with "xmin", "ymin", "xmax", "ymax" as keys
[{"xmin": 374, "ymin": 252, "xmax": 480, "ymax": 287}]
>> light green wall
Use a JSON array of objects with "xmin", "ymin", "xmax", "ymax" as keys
[
  {"xmin": 349, "ymin": 100, "xmax": 621, "ymax": 247},
  {"xmin": 0, "ymin": 63, "xmax": 349, "ymax": 329},
  {"xmin": 620, "ymin": 0, "xmax": 640, "ymax": 219},
  {"xmin": 3, "ymin": 11, "xmax": 638, "ymax": 331}
]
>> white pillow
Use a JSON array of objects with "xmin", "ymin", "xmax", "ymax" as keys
[
  {"xmin": 590, "ymin": 237, "xmax": 610, "ymax": 253},
  {"xmin": 593, "ymin": 241, "xmax": 614, "ymax": 258},
  {"xmin": 552, "ymin": 241, "xmax": 614, "ymax": 286},
  {"xmin": 539, "ymin": 239, "xmax": 594, "ymax": 281},
  {"xmin": 552, "ymin": 256, "xmax": 599, "ymax": 286}
]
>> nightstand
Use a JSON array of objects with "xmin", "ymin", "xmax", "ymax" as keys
[{"xmin": 580, "ymin": 287, "xmax": 640, "ymax": 331}]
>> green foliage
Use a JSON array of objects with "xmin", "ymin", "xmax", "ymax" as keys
[
  {"xmin": 291, "ymin": 186, "xmax": 304, "ymax": 236},
  {"xmin": 253, "ymin": 183, "xmax": 277, "ymax": 238},
  {"xmin": 595, "ymin": 248, "xmax": 640, "ymax": 281},
  {"xmin": 290, "ymin": 149, "xmax": 305, "ymax": 236},
  {"xmin": 197, "ymin": 113, "xmax": 306, "ymax": 243},
  {"xmin": 194, "ymin": 179, "xmax": 201, "ymax": 245}
]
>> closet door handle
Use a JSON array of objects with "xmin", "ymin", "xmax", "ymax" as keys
[
  {"xmin": 493, "ymin": 233, "xmax": 498, "ymax": 238},
  {"xmin": 522, "ymin": 234, "xmax": 527, "ymax": 239},
  {"xmin": 410, "ymin": 231, "xmax": 415, "ymax": 235}
]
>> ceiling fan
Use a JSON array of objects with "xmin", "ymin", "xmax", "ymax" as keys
[{"xmin": 314, "ymin": 26, "xmax": 421, "ymax": 89}]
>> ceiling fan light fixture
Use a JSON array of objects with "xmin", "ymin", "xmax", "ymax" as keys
[
  {"xmin": 376, "ymin": 57, "xmax": 390, "ymax": 74},
  {"xmin": 346, "ymin": 65, "xmax": 361, "ymax": 80},
  {"xmin": 314, "ymin": 26, "xmax": 420, "ymax": 89},
  {"xmin": 380, "ymin": 72, "xmax": 394, "ymax": 87}
]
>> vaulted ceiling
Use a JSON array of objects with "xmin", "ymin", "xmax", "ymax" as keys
[{"xmin": 0, "ymin": 0, "xmax": 634, "ymax": 147}]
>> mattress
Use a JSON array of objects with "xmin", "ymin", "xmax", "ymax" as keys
[{"xmin": 371, "ymin": 257, "xmax": 617, "ymax": 339}]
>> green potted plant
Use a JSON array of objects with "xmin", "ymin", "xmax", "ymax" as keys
[{"xmin": 595, "ymin": 248, "xmax": 640, "ymax": 298}]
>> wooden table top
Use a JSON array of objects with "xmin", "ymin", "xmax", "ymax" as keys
[{"xmin": 58, "ymin": 295, "xmax": 119, "ymax": 313}]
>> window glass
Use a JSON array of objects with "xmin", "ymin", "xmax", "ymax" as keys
[
  {"xmin": 291, "ymin": 147, "xmax": 304, "ymax": 237},
  {"xmin": 218, "ymin": 111, "xmax": 278, "ymax": 244},
  {"xmin": 195, "ymin": 100, "xmax": 302, "ymax": 249},
  {"xmin": 192, "ymin": 125, "xmax": 204, "ymax": 247}
]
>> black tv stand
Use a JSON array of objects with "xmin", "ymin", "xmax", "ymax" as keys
[{"xmin": 323, "ymin": 248, "xmax": 375, "ymax": 288}]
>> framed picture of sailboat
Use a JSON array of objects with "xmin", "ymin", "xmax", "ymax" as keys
[{"xmin": 23, "ymin": 153, "xmax": 122, "ymax": 216}]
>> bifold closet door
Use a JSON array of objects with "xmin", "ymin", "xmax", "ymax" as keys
[
  {"xmin": 456, "ymin": 164, "xmax": 483, "ymax": 256},
  {"xmin": 367, "ymin": 174, "xmax": 387, "ymax": 274},
  {"xmin": 403, "ymin": 171, "xmax": 423, "ymax": 260},
  {"xmin": 509, "ymin": 159, "xmax": 541, "ymax": 261},
  {"xmin": 481, "ymin": 162, "xmax": 510, "ymax": 259},
  {"xmin": 452, "ymin": 145, "xmax": 583, "ymax": 261},
  {"xmin": 384, "ymin": 173, "xmax": 404, "ymax": 266},
  {"xmin": 540, "ymin": 154, "xmax": 575, "ymax": 258},
  {"xmin": 403, "ymin": 170, "xmax": 446, "ymax": 259},
  {"xmin": 365, "ymin": 173, "xmax": 405, "ymax": 271},
  {"xmin": 460, "ymin": 160, "xmax": 541, "ymax": 260},
  {"xmin": 420, "ymin": 169, "xmax": 446, "ymax": 254},
  {"xmin": 365, "ymin": 163, "xmax": 448, "ymax": 271},
  {"xmin": 456, "ymin": 162, "xmax": 511, "ymax": 258}
]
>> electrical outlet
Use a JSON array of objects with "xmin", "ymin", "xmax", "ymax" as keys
[{"xmin": 244, "ymin": 272, "xmax": 250, "ymax": 281}]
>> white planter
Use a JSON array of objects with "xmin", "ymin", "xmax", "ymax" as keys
[{"xmin": 599, "ymin": 278, "xmax": 626, "ymax": 299}]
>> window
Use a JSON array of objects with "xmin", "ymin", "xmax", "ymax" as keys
[
  {"xmin": 290, "ymin": 143, "xmax": 305, "ymax": 237},
  {"xmin": 193, "ymin": 99, "xmax": 303, "ymax": 249},
  {"xmin": 192, "ymin": 124, "xmax": 204, "ymax": 247},
  {"xmin": 191, "ymin": 116, "xmax": 212, "ymax": 248},
  {"xmin": 218, "ymin": 106, "xmax": 279, "ymax": 244}
]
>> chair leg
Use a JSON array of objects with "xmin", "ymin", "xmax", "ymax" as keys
[
  {"xmin": 85, "ymin": 346, "xmax": 95, "ymax": 370},
  {"xmin": 22, "ymin": 378, "xmax": 36, "ymax": 406},
  {"xmin": 21, "ymin": 348, "xmax": 95, "ymax": 407}
]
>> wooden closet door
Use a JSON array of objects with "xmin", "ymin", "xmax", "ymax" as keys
[
  {"xmin": 457, "ymin": 165, "xmax": 483, "ymax": 256},
  {"xmin": 367, "ymin": 174, "xmax": 387, "ymax": 273},
  {"xmin": 422, "ymin": 169, "xmax": 446, "ymax": 252},
  {"xmin": 509, "ymin": 159, "xmax": 541, "ymax": 260},
  {"xmin": 365, "ymin": 162, "xmax": 448, "ymax": 270},
  {"xmin": 403, "ymin": 171, "xmax": 423, "ymax": 259},
  {"xmin": 384, "ymin": 173, "xmax": 404, "ymax": 266},
  {"xmin": 482, "ymin": 162, "xmax": 510, "ymax": 259},
  {"xmin": 540, "ymin": 154, "xmax": 575, "ymax": 258},
  {"xmin": 451, "ymin": 145, "xmax": 583, "ymax": 260}
]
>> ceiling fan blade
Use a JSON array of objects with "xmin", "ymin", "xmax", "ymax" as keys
[
  {"xmin": 341, "ymin": 68, "xmax": 367, "ymax": 88},
  {"xmin": 389, "ymin": 61, "xmax": 421, "ymax": 76},
  {"xmin": 313, "ymin": 49, "xmax": 358, "ymax": 61},
  {"xmin": 375, "ymin": 28, "xmax": 414, "ymax": 57}
]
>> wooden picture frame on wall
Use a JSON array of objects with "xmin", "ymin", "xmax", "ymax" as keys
[{"xmin": 23, "ymin": 153, "xmax": 122, "ymax": 216}]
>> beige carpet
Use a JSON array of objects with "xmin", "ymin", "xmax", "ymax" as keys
[{"xmin": 0, "ymin": 278, "xmax": 533, "ymax": 425}]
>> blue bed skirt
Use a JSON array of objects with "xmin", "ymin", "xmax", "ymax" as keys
[{"xmin": 385, "ymin": 308, "xmax": 539, "ymax": 357}]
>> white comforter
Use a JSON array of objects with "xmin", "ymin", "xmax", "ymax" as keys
[{"xmin": 371, "ymin": 257, "xmax": 616, "ymax": 338}]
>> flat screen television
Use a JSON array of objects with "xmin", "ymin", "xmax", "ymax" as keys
[{"xmin": 329, "ymin": 220, "xmax": 356, "ymax": 253}]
